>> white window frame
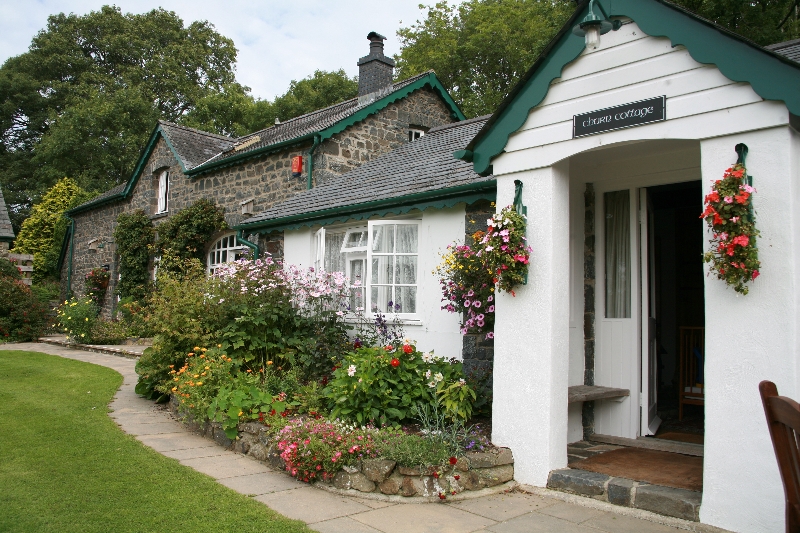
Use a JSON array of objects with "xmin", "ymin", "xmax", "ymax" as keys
[
  {"xmin": 157, "ymin": 170, "xmax": 169, "ymax": 214},
  {"xmin": 207, "ymin": 234, "xmax": 245, "ymax": 275},
  {"xmin": 408, "ymin": 128, "xmax": 425, "ymax": 142},
  {"xmin": 314, "ymin": 220, "xmax": 421, "ymax": 319}
]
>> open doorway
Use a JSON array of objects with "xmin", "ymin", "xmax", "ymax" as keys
[{"xmin": 647, "ymin": 181, "xmax": 705, "ymax": 445}]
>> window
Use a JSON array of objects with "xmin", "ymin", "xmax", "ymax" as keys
[
  {"xmin": 408, "ymin": 128, "xmax": 425, "ymax": 142},
  {"xmin": 604, "ymin": 190, "xmax": 631, "ymax": 318},
  {"xmin": 207, "ymin": 234, "xmax": 246, "ymax": 275},
  {"xmin": 314, "ymin": 220, "xmax": 419, "ymax": 316},
  {"xmin": 157, "ymin": 170, "xmax": 169, "ymax": 213}
]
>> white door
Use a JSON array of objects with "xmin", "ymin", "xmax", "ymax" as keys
[{"xmin": 639, "ymin": 189, "xmax": 661, "ymax": 436}]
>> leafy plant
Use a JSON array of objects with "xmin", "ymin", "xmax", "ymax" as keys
[
  {"xmin": 155, "ymin": 198, "xmax": 226, "ymax": 271},
  {"xmin": 0, "ymin": 257, "xmax": 21, "ymax": 280},
  {"xmin": 89, "ymin": 320, "xmax": 129, "ymax": 345},
  {"xmin": 700, "ymin": 161, "xmax": 760, "ymax": 294},
  {"xmin": 324, "ymin": 341, "xmax": 474, "ymax": 426},
  {"xmin": 114, "ymin": 210, "xmax": 154, "ymax": 302},
  {"xmin": 0, "ymin": 276, "xmax": 49, "ymax": 341},
  {"xmin": 56, "ymin": 297, "xmax": 98, "ymax": 342},
  {"xmin": 84, "ymin": 267, "xmax": 110, "ymax": 307}
]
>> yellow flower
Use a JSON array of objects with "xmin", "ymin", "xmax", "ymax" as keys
[
  {"xmin": 193, "ymin": 346, "xmax": 200, "ymax": 351},
  {"xmin": 267, "ymin": 361, "xmax": 273, "ymax": 365},
  {"xmin": 204, "ymin": 366, "xmax": 210, "ymax": 370},
  {"xmin": 85, "ymin": 317, "xmax": 89, "ymax": 322},
  {"xmin": 238, "ymin": 411, "xmax": 243, "ymax": 417},
  {"xmin": 171, "ymin": 387, "xmax": 177, "ymax": 392},
  {"xmin": 196, "ymin": 382, "xmax": 202, "ymax": 386}
]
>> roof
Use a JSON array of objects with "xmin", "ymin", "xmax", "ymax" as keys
[
  {"xmin": 766, "ymin": 38, "xmax": 800, "ymax": 63},
  {"xmin": 237, "ymin": 115, "xmax": 495, "ymax": 232},
  {"xmin": 68, "ymin": 71, "xmax": 464, "ymax": 215},
  {"xmin": 459, "ymin": 0, "xmax": 800, "ymax": 176},
  {"xmin": 189, "ymin": 71, "xmax": 465, "ymax": 175},
  {"xmin": 0, "ymin": 185, "xmax": 14, "ymax": 241}
]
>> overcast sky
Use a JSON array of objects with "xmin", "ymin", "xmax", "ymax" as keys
[{"xmin": 0, "ymin": 1, "xmax": 437, "ymax": 100}]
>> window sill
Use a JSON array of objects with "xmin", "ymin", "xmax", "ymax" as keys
[
  {"xmin": 343, "ymin": 315, "xmax": 424, "ymax": 327},
  {"xmin": 150, "ymin": 212, "xmax": 168, "ymax": 220}
]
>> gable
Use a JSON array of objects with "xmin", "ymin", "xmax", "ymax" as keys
[{"xmin": 461, "ymin": 0, "xmax": 800, "ymax": 176}]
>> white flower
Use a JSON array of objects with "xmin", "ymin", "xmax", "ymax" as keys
[
  {"xmin": 422, "ymin": 352, "xmax": 434, "ymax": 363},
  {"xmin": 434, "ymin": 372, "xmax": 444, "ymax": 383},
  {"xmin": 428, "ymin": 381, "xmax": 436, "ymax": 388},
  {"xmin": 487, "ymin": 219, "xmax": 494, "ymax": 227},
  {"xmin": 458, "ymin": 378, "xmax": 466, "ymax": 386},
  {"xmin": 347, "ymin": 365, "xmax": 357, "ymax": 377},
  {"xmin": 425, "ymin": 370, "xmax": 432, "ymax": 379}
]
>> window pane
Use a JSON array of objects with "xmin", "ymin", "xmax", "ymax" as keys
[
  {"xmin": 395, "ymin": 225, "xmax": 418, "ymax": 253},
  {"xmin": 371, "ymin": 256, "xmax": 393, "ymax": 284},
  {"xmin": 372, "ymin": 225, "xmax": 394, "ymax": 253},
  {"xmin": 604, "ymin": 190, "xmax": 631, "ymax": 318},
  {"xmin": 395, "ymin": 256, "xmax": 417, "ymax": 284},
  {"xmin": 325, "ymin": 232, "xmax": 346, "ymax": 272},
  {"xmin": 343, "ymin": 230, "xmax": 366, "ymax": 250},
  {"xmin": 371, "ymin": 286, "xmax": 393, "ymax": 313},
  {"xmin": 395, "ymin": 287, "xmax": 417, "ymax": 314},
  {"xmin": 350, "ymin": 287, "xmax": 365, "ymax": 312}
]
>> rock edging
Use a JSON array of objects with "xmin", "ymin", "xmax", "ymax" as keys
[{"xmin": 169, "ymin": 400, "xmax": 515, "ymax": 501}]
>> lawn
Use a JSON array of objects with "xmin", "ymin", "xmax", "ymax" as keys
[{"xmin": 0, "ymin": 350, "xmax": 312, "ymax": 533}]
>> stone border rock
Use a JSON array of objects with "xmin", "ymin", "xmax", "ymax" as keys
[
  {"xmin": 39, "ymin": 337, "xmax": 143, "ymax": 359},
  {"xmin": 169, "ymin": 399, "xmax": 516, "ymax": 502}
]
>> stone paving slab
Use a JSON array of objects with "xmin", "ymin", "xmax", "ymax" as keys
[{"xmin": 1, "ymin": 342, "xmax": 720, "ymax": 533}]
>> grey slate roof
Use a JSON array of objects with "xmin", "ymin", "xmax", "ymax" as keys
[
  {"xmin": 766, "ymin": 38, "xmax": 800, "ymax": 63},
  {"xmin": 158, "ymin": 121, "xmax": 236, "ymax": 171},
  {"xmin": 202, "ymin": 71, "xmax": 434, "ymax": 168},
  {"xmin": 242, "ymin": 115, "xmax": 493, "ymax": 226},
  {"xmin": 0, "ymin": 185, "xmax": 14, "ymax": 240},
  {"xmin": 70, "ymin": 183, "xmax": 126, "ymax": 213}
]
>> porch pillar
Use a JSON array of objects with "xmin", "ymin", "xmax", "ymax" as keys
[{"xmin": 492, "ymin": 160, "xmax": 571, "ymax": 486}]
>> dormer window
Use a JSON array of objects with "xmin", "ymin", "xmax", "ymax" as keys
[
  {"xmin": 157, "ymin": 170, "xmax": 169, "ymax": 214},
  {"xmin": 408, "ymin": 128, "xmax": 425, "ymax": 142}
]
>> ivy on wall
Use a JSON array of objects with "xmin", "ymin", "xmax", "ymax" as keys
[
  {"xmin": 113, "ymin": 210, "xmax": 155, "ymax": 301},
  {"xmin": 155, "ymin": 199, "xmax": 226, "ymax": 276}
]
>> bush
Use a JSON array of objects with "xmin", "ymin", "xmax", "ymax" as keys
[
  {"xmin": 0, "ymin": 257, "xmax": 22, "ymax": 280},
  {"xmin": 30, "ymin": 280, "xmax": 60, "ymax": 303},
  {"xmin": 84, "ymin": 267, "xmax": 110, "ymax": 307},
  {"xmin": 90, "ymin": 319, "xmax": 128, "ymax": 344},
  {"xmin": 114, "ymin": 210, "xmax": 155, "ymax": 302},
  {"xmin": 56, "ymin": 297, "xmax": 98, "ymax": 342},
  {"xmin": 0, "ymin": 276, "xmax": 49, "ymax": 341},
  {"xmin": 155, "ymin": 198, "xmax": 226, "ymax": 272},
  {"xmin": 115, "ymin": 296, "xmax": 153, "ymax": 338},
  {"xmin": 324, "ymin": 341, "xmax": 475, "ymax": 426}
]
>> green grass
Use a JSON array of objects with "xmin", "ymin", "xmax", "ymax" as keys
[{"xmin": 0, "ymin": 350, "xmax": 312, "ymax": 533}]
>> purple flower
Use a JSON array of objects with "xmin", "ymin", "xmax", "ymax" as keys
[
  {"xmin": 464, "ymin": 300, "xmax": 471, "ymax": 307},
  {"xmin": 485, "ymin": 332, "xmax": 494, "ymax": 339},
  {"xmin": 487, "ymin": 305, "xmax": 495, "ymax": 313},
  {"xmin": 473, "ymin": 300, "xmax": 481, "ymax": 308}
]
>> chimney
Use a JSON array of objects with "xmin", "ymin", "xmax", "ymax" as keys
[{"xmin": 357, "ymin": 32, "xmax": 395, "ymax": 97}]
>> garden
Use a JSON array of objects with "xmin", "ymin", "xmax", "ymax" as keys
[{"xmin": 46, "ymin": 201, "xmax": 531, "ymax": 498}]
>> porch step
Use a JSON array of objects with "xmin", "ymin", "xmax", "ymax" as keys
[
  {"xmin": 547, "ymin": 468, "xmax": 701, "ymax": 522},
  {"xmin": 590, "ymin": 433, "xmax": 704, "ymax": 457}
]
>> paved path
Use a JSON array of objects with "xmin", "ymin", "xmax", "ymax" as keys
[{"xmin": 3, "ymin": 342, "xmax": 719, "ymax": 533}]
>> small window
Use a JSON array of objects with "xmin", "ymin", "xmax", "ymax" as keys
[
  {"xmin": 207, "ymin": 234, "xmax": 245, "ymax": 275},
  {"xmin": 341, "ymin": 228, "xmax": 368, "ymax": 252},
  {"xmin": 157, "ymin": 170, "xmax": 169, "ymax": 213},
  {"xmin": 408, "ymin": 128, "xmax": 425, "ymax": 142}
]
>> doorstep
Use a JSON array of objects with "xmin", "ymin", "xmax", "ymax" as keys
[{"xmin": 546, "ymin": 464, "xmax": 702, "ymax": 522}]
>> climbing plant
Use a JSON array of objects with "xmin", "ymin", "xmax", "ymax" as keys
[
  {"xmin": 113, "ymin": 210, "xmax": 154, "ymax": 302},
  {"xmin": 155, "ymin": 198, "xmax": 226, "ymax": 276}
]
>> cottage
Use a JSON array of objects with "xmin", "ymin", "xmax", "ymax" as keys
[
  {"xmin": 458, "ymin": 1, "xmax": 800, "ymax": 531},
  {"xmin": 235, "ymin": 116, "xmax": 496, "ymax": 362},
  {"xmin": 0, "ymin": 186, "xmax": 13, "ymax": 253},
  {"xmin": 60, "ymin": 32, "xmax": 464, "ymax": 312}
]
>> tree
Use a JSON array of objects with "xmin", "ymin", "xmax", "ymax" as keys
[
  {"xmin": 12, "ymin": 178, "xmax": 94, "ymax": 283},
  {"xmin": 0, "ymin": 6, "xmax": 245, "ymax": 232},
  {"xmin": 395, "ymin": 0, "xmax": 576, "ymax": 117},
  {"xmin": 670, "ymin": 0, "xmax": 800, "ymax": 46}
]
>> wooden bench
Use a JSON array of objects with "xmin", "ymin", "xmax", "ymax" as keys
[{"xmin": 568, "ymin": 385, "xmax": 629, "ymax": 403}]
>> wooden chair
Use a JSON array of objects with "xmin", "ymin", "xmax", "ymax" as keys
[
  {"xmin": 760, "ymin": 380, "xmax": 800, "ymax": 533},
  {"xmin": 678, "ymin": 327, "xmax": 705, "ymax": 420}
]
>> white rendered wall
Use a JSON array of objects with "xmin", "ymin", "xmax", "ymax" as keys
[
  {"xmin": 492, "ymin": 161, "xmax": 571, "ymax": 486},
  {"xmin": 281, "ymin": 206, "xmax": 465, "ymax": 360},
  {"xmin": 699, "ymin": 127, "xmax": 799, "ymax": 533}
]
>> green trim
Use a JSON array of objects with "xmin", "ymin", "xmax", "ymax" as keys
[
  {"xmin": 235, "ymin": 181, "xmax": 496, "ymax": 233},
  {"xmin": 65, "ymin": 215, "xmax": 75, "ymax": 296},
  {"xmin": 188, "ymin": 73, "xmax": 466, "ymax": 177},
  {"xmin": 0, "ymin": 236, "xmax": 13, "ymax": 242},
  {"xmin": 67, "ymin": 123, "xmax": 185, "ymax": 215},
  {"xmin": 307, "ymin": 134, "xmax": 321, "ymax": 189},
  {"xmin": 463, "ymin": 0, "xmax": 800, "ymax": 175},
  {"xmin": 236, "ymin": 229, "xmax": 260, "ymax": 260}
]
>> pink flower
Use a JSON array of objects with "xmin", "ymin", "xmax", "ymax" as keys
[
  {"xmin": 473, "ymin": 300, "xmax": 481, "ymax": 308},
  {"xmin": 487, "ymin": 305, "xmax": 495, "ymax": 313},
  {"xmin": 753, "ymin": 270, "xmax": 760, "ymax": 280},
  {"xmin": 485, "ymin": 332, "xmax": 494, "ymax": 339},
  {"xmin": 724, "ymin": 196, "xmax": 733, "ymax": 204},
  {"xmin": 732, "ymin": 235, "xmax": 750, "ymax": 247}
]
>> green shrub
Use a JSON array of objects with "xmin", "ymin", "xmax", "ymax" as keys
[
  {"xmin": 56, "ymin": 297, "xmax": 98, "ymax": 342},
  {"xmin": 84, "ymin": 267, "xmax": 110, "ymax": 307},
  {"xmin": 0, "ymin": 257, "xmax": 22, "ymax": 280},
  {"xmin": 324, "ymin": 341, "xmax": 475, "ymax": 426},
  {"xmin": 0, "ymin": 276, "xmax": 50, "ymax": 341},
  {"xmin": 155, "ymin": 198, "xmax": 226, "ymax": 272},
  {"xmin": 30, "ymin": 280, "xmax": 60, "ymax": 303},
  {"xmin": 115, "ymin": 296, "xmax": 153, "ymax": 338},
  {"xmin": 113, "ymin": 210, "xmax": 154, "ymax": 301},
  {"xmin": 90, "ymin": 319, "xmax": 128, "ymax": 344}
]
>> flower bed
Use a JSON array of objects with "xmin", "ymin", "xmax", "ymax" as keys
[{"xmin": 169, "ymin": 398, "xmax": 514, "ymax": 499}]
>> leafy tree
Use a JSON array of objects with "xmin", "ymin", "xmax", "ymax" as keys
[
  {"xmin": 0, "ymin": 6, "xmax": 243, "ymax": 232},
  {"xmin": 670, "ymin": 0, "xmax": 800, "ymax": 46},
  {"xmin": 11, "ymin": 178, "xmax": 94, "ymax": 283},
  {"xmin": 395, "ymin": 0, "xmax": 575, "ymax": 117}
]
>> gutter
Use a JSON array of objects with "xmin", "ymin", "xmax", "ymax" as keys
[
  {"xmin": 65, "ymin": 214, "xmax": 75, "ymax": 296},
  {"xmin": 235, "ymin": 180, "xmax": 496, "ymax": 233},
  {"xmin": 307, "ymin": 134, "xmax": 321, "ymax": 189},
  {"xmin": 236, "ymin": 229, "xmax": 260, "ymax": 260}
]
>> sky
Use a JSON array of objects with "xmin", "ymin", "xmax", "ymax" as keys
[{"xmin": 0, "ymin": 0, "xmax": 438, "ymax": 101}]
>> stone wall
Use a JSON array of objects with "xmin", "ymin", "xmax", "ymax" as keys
[{"xmin": 64, "ymin": 87, "xmax": 457, "ymax": 311}]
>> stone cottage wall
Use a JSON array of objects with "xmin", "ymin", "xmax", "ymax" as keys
[
  {"xmin": 313, "ymin": 87, "xmax": 456, "ymax": 186},
  {"xmin": 63, "ymin": 87, "xmax": 457, "ymax": 311}
]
